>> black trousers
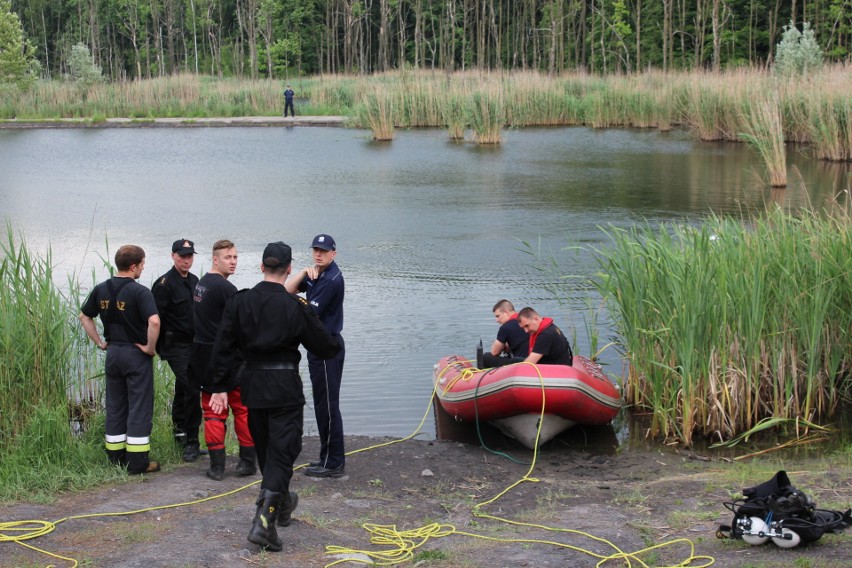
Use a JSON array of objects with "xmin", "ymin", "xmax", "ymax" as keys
[
  {"xmin": 284, "ymin": 100, "xmax": 295, "ymax": 116},
  {"xmin": 482, "ymin": 353, "xmax": 525, "ymax": 368},
  {"xmin": 164, "ymin": 342, "xmax": 201, "ymax": 443},
  {"xmin": 307, "ymin": 335, "xmax": 345, "ymax": 469},
  {"xmin": 104, "ymin": 344, "xmax": 154, "ymax": 473},
  {"xmin": 249, "ymin": 405, "xmax": 303, "ymax": 493}
]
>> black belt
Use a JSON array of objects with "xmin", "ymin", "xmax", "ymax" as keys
[{"xmin": 245, "ymin": 362, "xmax": 297, "ymax": 371}]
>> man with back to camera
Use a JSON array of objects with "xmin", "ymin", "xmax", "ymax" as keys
[
  {"xmin": 516, "ymin": 307, "xmax": 574, "ymax": 366},
  {"xmin": 285, "ymin": 233, "xmax": 346, "ymax": 478},
  {"xmin": 481, "ymin": 299, "xmax": 529, "ymax": 368},
  {"xmin": 79, "ymin": 245, "xmax": 161, "ymax": 474},
  {"xmin": 209, "ymin": 241, "xmax": 340, "ymax": 551},
  {"xmin": 189, "ymin": 239, "xmax": 256, "ymax": 480},
  {"xmin": 152, "ymin": 238, "xmax": 202, "ymax": 462}
]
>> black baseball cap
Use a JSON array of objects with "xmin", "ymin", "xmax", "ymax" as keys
[
  {"xmin": 172, "ymin": 239, "xmax": 196, "ymax": 255},
  {"xmin": 311, "ymin": 234, "xmax": 335, "ymax": 251},
  {"xmin": 262, "ymin": 241, "xmax": 292, "ymax": 268}
]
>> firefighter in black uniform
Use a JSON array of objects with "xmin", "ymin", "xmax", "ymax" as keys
[
  {"xmin": 152, "ymin": 239, "xmax": 201, "ymax": 462},
  {"xmin": 79, "ymin": 244, "xmax": 161, "ymax": 474},
  {"xmin": 209, "ymin": 242, "xmax": 340, "ymax": 552}
]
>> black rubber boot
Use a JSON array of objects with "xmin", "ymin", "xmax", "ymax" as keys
[
  {"xmin": 183, "ymin": 441, "xmax": 200, "ymax": 462},
  {"xmin": 247, "ymin": 489, "xmax": 283, "ymax": 551},
  {"xmin": 277, "ymin": 491, "xmax": 299, "ymax": 527},
  {"xmin": 235, "ymin": 445, "xmax": 257, "ymax": 476},
  {"xmin": 106, "ymin": 448, "xmax": 127, "ymax": 468},
  {"xmin": 183, "ymin": 434, "xmax": 200, "ymax": 462},
  {"xmin": 206, "ymin": 448, "xmax": 226, "ymax": 481}
]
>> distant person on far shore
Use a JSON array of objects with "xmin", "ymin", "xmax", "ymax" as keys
[
  {"xmin": 517, "ymin": 307, "xmax": 573, "ymax": 366},
  {"xmin": 481, "ymin": 299, "xmax": 528, "ymax": 368},
  {"xmin": 283, "ymin": 85, "xmax": 295, "ymax": 117}
]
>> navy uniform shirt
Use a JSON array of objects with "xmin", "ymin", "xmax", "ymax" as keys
[
  {"xmin": 497, "ymin": 318, "xmax": 529, "ymax": 358},
  {"xmin": 298, "ymin": 260, "xmax": 344, "ymax": 335}
]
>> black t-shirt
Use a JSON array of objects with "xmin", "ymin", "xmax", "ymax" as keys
[
  {"xmin": 497, "ymin": 318, "xmax": 529, "ymax": 358},
  {"xmin": 531, "ymin": 324, "xmax": 573, "ymax": 365},
  {"xmin": 193, "ymin": 273, "xmax": 237, "ymax": 344},
  {"xmin": 80, "ymin": 277, "xmax": 158, "ymax": 344},
  {"xmin": 152, "ymin": 267, "xmax": 198, "ymax": 341}
]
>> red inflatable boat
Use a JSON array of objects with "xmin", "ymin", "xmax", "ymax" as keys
[{"xmin": 433, "ymin": 354, "xmax": 621, "ymax": 448}]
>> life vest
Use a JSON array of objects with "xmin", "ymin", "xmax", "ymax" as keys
[{"xmin": 717, "ymin": 470, "xmax": 851, "ymax": 548}]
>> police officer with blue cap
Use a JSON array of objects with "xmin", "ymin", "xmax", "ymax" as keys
[{"xmin": 285, "ymin": 234, "xmax": 346, "ymax": 478}]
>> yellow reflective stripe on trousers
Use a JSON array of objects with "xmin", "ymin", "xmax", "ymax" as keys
[
  {"xmin": 126, "ymin": 436, "xmax": 151, "ymax": 453},
  {"xmin": 105, "ymin": 433, "xmax": 126, "ymax": 451}
]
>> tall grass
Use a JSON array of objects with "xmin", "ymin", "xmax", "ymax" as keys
[
  {"xmin": 0, "ymin": 227, "xmax": 72, "ymax": 443},
  {"xmin": 3, "ymin": 66, "xmax": 852, "ymax": 163},
  {"xmin": 468, "ymin": 89, "xmax": 503, "ymax": 144},
  {"xmin": 738, "ymin": 93, "xmax": 787, "ymax": 187},
  {"xmin": 357, "ymin": 84, "xmax": 397, "ymax": 141},
  {"xmin": 0, "ymin": 233, "xmax": 181, "ymax": 501},
  {"xmin": 593, "ymin": 208, "xmax": 852, "ymax": 445}
]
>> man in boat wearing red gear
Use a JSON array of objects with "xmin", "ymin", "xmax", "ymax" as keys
[
  {"xmin": 517, "ymin": 307, "xmax": 573, "ymax": 366},
  {"xmin": 482, "ymin": 299, "xmax": 529, "ymax": 368}
]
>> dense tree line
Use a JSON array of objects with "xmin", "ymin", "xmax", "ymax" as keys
[{"xmin": 8, "ymin": 1, "xmax": 852, "ymax": 80}]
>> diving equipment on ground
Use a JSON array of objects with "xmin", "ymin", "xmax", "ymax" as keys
[{"xmin": 717, "ymin": 470, "xmax": 851, "ymax": 548}]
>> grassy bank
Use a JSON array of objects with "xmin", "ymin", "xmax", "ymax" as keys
[
  {"xmin": 0, "ymin": 233, "xmax": 181, "ymax": 501},
  {"xmin": 593, "ymin": 207, "xmax": 852, "ymax": 446},
  {"xmin": 3, "ymin": 68, "xmax": 851, "ymax": 159}
]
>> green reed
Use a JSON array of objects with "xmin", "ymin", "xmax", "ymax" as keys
[
  {"xmin": 738, "ymin": 92, "xmax": 788, "ymax": 187},
  {"xmin": 0, "ymin": 227, "xmax": 72, "ymax": 443},
  {"xmin": 467, "ymin": 89, "xmax": 503, "ymax": 144},
  {"xmin": 593, "ymin": 208, "xmax": 851, "ymax": 446},
  {"xmin": 356, "ymin": 84, "xmax": 397, "ymax": 141}
]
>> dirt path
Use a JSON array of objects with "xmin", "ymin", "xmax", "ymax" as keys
[{"xmin": 2, "ymin": 433, "xmax": 850, "ymax": 568}]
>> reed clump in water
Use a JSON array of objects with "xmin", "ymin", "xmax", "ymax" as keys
[
  {"xmin": 593, "ymin": 207, "xmax": 852, "ymax": 446},
  {"xmin": 357, "ymin": 84, "xmax": 397, "ymax": 141},
  {"xmin": 468, "ymin": 89, "xmax": 503, "ymax": 144},
  {"xmin": 738, "ymin": 92, "xmax": 787, "ymax": 187}
]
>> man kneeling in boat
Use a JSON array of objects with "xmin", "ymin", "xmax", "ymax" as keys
[
  {"xmin": 517, "ymin": 307, "xmax": 573, "ymax": 366},
  {"xmin": 482, "ymin": 299, "xmax": 529, "ymax": 368}
]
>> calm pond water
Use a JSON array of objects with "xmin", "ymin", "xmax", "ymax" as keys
[{"xmin": 1, "ymin": 126, "xmax": 848, "ymax": 443}]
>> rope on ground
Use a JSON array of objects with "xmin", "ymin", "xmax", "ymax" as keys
[
  {"xmin": 2, "ymin": 358, "xmax": 717, "ymax": 567},
  {"xmin": 0, "ymin": 473, "xmax": 262, "ymax": 566},
  {"xmin": 323, "ymin": 359, "xmax": 716, "ymax": 567}
]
